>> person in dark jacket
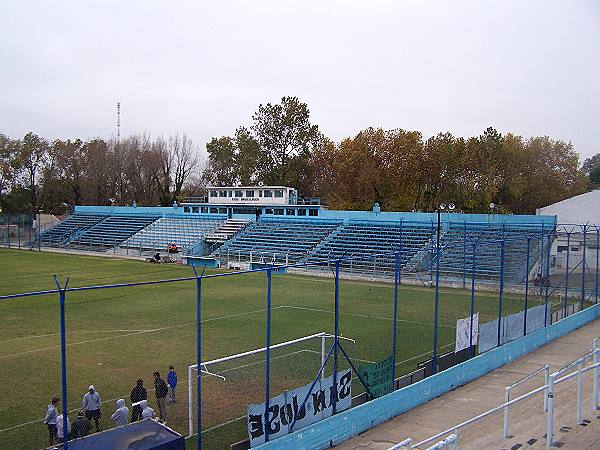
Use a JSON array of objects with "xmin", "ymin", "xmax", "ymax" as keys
[
  {"xmin": 70, "ymin": 409, "xmax": 91, "ymax": 439},
  {"xmin": 153, "ymin": 371, "xmax": 168, "ymax": 422},
  {"xmin": 130, "ymin": 379, "xmax": 148, "ymax": 422}
]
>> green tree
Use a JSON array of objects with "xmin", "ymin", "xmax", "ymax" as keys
[{"xmin": 583, "ymin": 153, "xmax": 600, "ymax": 188}]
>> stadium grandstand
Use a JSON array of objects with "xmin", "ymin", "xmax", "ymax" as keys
[{"xmin": 24, "ymin": 185, "xmax": 556, "ymax": 284}]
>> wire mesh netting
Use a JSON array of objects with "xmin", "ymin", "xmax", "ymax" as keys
[{"xmin": 0, "ymin": 293, "xmax": 61, "ymax": 449}]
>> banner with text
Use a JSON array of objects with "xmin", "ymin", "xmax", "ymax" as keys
[
  {"xmin": 455, "ymin": 312, "xmax": 479, "ymax": 353},
  {"xmin": 358, "ymin": 355, "xmax": 394, "ymax": 398},
  {"xmin": 246, "ymin": 369, "xmax": 352, "ymax": 447}
]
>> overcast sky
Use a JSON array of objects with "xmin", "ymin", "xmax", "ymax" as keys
[{"xmin": 1, "ymin": 0, "xmax": 599, "ymax": 160}]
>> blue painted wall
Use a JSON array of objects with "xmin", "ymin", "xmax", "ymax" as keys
[
  {"xmin": 75, "ymin": 205, "xmax": 555, "ymax": 228},
  {"xmin": 257, "ymin": 303, "xmax": 600, "ymax": 450}
]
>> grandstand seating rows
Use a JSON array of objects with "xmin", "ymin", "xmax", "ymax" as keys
[
  {"xmin": 37, "ymin": 213, "xmax": 107, "ymax": 246},
  {"xmin": 122, "ymin": 217, "xmax": 223, "ymax": 251},
  {"xmin": 68, "ymin": 215, "xmax": 160, "ymax": 250},
  {"xmin": 38, "ymin": 213, "xmax": 549, "ymax": 281}
]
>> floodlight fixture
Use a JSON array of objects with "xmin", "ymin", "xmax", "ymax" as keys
[
  {"xmin": 448, "ymin": 203, "xmax": 456, "ymax": 211},
  {"xmin": 439, "ymin": 203, "xmax": 446, "ymax": 210}
]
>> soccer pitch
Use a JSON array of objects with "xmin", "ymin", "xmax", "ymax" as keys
[{"xmin": 0, "ymin": 248, "xmax": 550, "ymax": 449}]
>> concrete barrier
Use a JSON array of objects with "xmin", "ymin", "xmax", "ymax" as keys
[{"xmin": 257, "ymin": 303, "xmax": 600, "ymax": 450}]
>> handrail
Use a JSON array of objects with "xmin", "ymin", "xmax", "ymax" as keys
[{"xmin": 407, "ymin": 340, "xmax": 600, "ymax": 449}]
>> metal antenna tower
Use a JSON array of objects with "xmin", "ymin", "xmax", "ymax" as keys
[{"xmin": 117, "ymin": 101, "xmax": 121, "ymax": 139}]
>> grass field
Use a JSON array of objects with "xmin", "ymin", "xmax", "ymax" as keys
[{"xmin": 0, "ymin": 248, "xmax": 566, "ymax": 449}]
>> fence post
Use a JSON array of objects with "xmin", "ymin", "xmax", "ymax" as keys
[
  {"xmin": 594, "ymin": 340, "xmax": 599, "ymax": 411},
  {"xmin": 432, "ymin": 237, "xmax": 441, "ymax": 374},
  {"xmin": 192, "ymin": 266, "xmax": 204, "ymax": 449},
  {"xmin": 399, "ymin": 220, "xmax": 403, "ymax": 285},
  {"xmin": 333, "ymin": 259, "xmax": 340, "ymax": 414},
  {"xmin": 577, "ymin": 361, "xmax": 583, "ymax": 424},
  {"xmin": 595, "ymin": 229, "xmax": 599, "ymax": 304},
  {"xmin": 581, "ymin": 225, "xmax": 587, "ymax": 309},
  {"xmin": 391, "ymin": 251, "xmax": 400, "ymax": 383},
  {"xmin": 544, "ymin": 366, "xmax": 549, "ymax": 412},
  {"xmin": 497, "ymin": 239, "xmax": 505, "ymax": 347},
  {"xmin": 463, "ymin": 221, "xmax": 467, "ymax": 289},
  {"xmin": 524, "ymin": 236, "xmax": 531, "ymax": 335},
  {"xmin": 546, "ymin": 373, "xmax": 555, "ymax": 449},
  {"xmin": 544, "ymin": 231, "xmax": 552, "ymax": 327},
  {"xmin": 264, "ymin": 268, "xmax": 272, "ymax": 442},
  {"xmin": 321, "ymin": 335, "xmax": 326, "ymax": 381},
  {"xmin": 469, "ymin": 242, "xmax": 476, "ymax": 358},
  {"xmin": 503, "ymin": 386, "xmax": 510, "ymax": 438},
  {"xmin": 54, "ymin": 276, "xmax": 69, "ymax": 450},
  {"xmin": 564, "ymin": 232, "xmax": 571, "ymax": 318}
]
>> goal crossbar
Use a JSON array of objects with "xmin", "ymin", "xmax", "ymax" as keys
[{"xmin": 187, "ymin": 331, "xmax": 336, "ymax": 437}]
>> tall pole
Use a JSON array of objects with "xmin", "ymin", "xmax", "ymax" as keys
[
  {"xmin": 117, "ymin": 101, "xmax": 121, "ymax": 140},
  {"xmin": 264, "ymin": 269, "xmax": 272, "ymax": 442},
  {"xmin": 564, "ymin": 232, "xmax": 571, "ymax": 318},
  {"xmin": 433, "ymin": 208, "xmax": 441, "ymax": 374},
  {"xmin": 195, "ymin": 269, "xmax": 202, "ymax": 450},
  {"xmin": 333, "ymin": 260, "xmax": 340, "ymax": 413},
  {"xmin": 581, "ymin": 225, "xmax": 587, "ymax": 309},
  {"xmin": 524, "ymin": 237, "xmax": 531, "ymax": 335},
  {"xmin": 391, "ymin": 252, "xmax": 400, "ymax": 383},
  {"xmin": 469, "ymin": 241, "xmax": 477, "ymax": 357},
  {"xmin": 54, "ymin": 276, "xmax": 69, "ymax": 450},
  {"xmin": 596, "ymin": 229, "xmax": 599, "ymax": 305},
  {"xmin": 497, "ymin": 239, "xmax": 505, "ymax": 347},
  {"xmin": 544, "ymin": 231, "xmax": 552, "ymax": 326}
]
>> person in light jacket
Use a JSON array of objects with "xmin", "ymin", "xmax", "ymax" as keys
[
  {"xmin": 140, "ymin": 400, "xmax": 155, "ymax": 420},
  {"xmin": 43, "ymin": 397, "xmax": 60, "ymax": 446},
  {"xmin": 82, "ymin": 385, "xmax": 102, "ymax": 432},
  {"xmin": 56, "ymin": 412, "xmax": 71, "ymax": 443},
  {"xmin": 111, "ymin": 399, "xmax": 129, "ymax": 427}
]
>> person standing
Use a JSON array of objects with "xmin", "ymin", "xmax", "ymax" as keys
[
  {"xmin": 110, "ymin": 399, "xmax": 129, "ymax": 427},
  {"xmin": 43, "ymin": 397, "xmax": 60, "ymax": 447},
  {"xmin": 82, "ymin": 385, "xmax": 102, "ymax": 432},
  {"xmin": 153, "ymin": 371, "xmax": 168, "ymax": 422},
  {"xmin": 130, "ymin": 379, "xmax": 147, "ymax": 422},
  {"xmin": 167, "ymin": 365, "xmax": 178, "ymax": 404},
  {"xmin": 140, "ymin": 400, "xmax": 155, "ymax": 420},
  {"xmin": 70, "ymin": 409, "xmax": 91, "ymax": 439},
  {"xmin": 56, "ymin": 412, "xmax": 71, "ymax": 444}
]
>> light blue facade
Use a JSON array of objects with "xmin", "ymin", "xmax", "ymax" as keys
[
  {"xmin": 74, "ymin": 205, "xmax": 555, "ymax": 227},
  {"xmin": 256, "ymin": 303, "xmax": 600, "ymax": 450}
]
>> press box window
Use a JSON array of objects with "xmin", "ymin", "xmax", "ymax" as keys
[
  {"xmin": 274, "ymin": 208, "xmax": 284, "ymax": 215},
  {"xmin": 183, "ymin": 206, "xmax": 190, "ymax": 213},
  {"xmin": 275, "ymin": 190, "xmax": 284, "ymax": 198},
  {"xmin": 210, "ymin": 207, "xmax": 219, "ymax": 213},
  {"xmin": 201, "ymin": 207, "xmax": 208, "ymax": 213},
  {"xmin": 298, "ymin": 208, "xmax": 307, "ymax": 216},
  {"xmin": 228, "ymin": 191, "xmax": 233, "ymax": 197},
  {"xmin": 264, "ymin": 190, "xmax": 273, "ymax": 197},
  {"xmin": 235, "ymin": 190, "xmax": 243, "ymax": 197},
  {"xmin": 265, "ymin": 208, "xmax": 274, "ymax": 215},
  {"xmin": 219, "ymin": 191, "xmax": 227, "ymax": 197},
  {"xmin": 192, "ymin": 206, "xmax": 199, "ymax": 213},
  {"xmin": 246, "ymin": 190, "xmax": 255, "ymax": 197},
  {"xmin": 210, "ymin": 190, "xmax": 217, "ymax": 197},
  {"xmin": 286, "ymin": 209, "xmax": 295, "ymax": 215},
  {"xmin": 309, "ymin": 209, "xmax": 318, "ymax": 216}
]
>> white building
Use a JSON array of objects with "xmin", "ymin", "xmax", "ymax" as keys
[
  {"xmin": 537, "ymin": 190, "xmax": 600, "ymax": 274},
  {"xmin": 537, "ymin": 189, "xmax": 600, "ymax": 225}
]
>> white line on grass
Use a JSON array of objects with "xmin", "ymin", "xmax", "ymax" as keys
[
  {"xmin": 0, "ymin": 307, "xmax": 285, "ymax": 359},
  {"xmin": 0, "ymin": 329, "xmax": 152, "ymax": 343},
  {"xmin": 279, "ymin": 305, "xmax": 454, "ymax": 328}
]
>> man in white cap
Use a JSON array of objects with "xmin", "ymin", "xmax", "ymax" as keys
[
  {"xmin": 82, "ymin": 385, "xmax": 102, "ymax": 432},
  {"xmin": 110, "ymin": 399, "xmax": 129, "ymax": 427}
]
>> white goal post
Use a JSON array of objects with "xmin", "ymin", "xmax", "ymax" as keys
[{"xmin": 187, "ymin": 331, "xmax": 335, "ymax": 438}]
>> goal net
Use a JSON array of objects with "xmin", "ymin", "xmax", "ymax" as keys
[{"xmin": 187, "ymin": 332, "xmax": 333, "ymax": 446}]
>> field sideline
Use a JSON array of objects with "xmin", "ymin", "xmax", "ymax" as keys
[{"xmin": 0, "ymin": 248, "xmax": 552, "ymax": 449}]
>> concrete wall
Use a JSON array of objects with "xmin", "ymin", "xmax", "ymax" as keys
[{"xmin": 256, "ymin": 303, "xmax": 600, "ymax": 450}]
